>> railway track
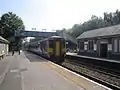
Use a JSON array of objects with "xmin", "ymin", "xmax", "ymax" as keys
[
  {"xmin": 64, "ymin": 55, "xmax": 120, "ymax": 90},
  {"xmin": 65, "ymin": 57, "xmax": 120, "ymax": 77}
]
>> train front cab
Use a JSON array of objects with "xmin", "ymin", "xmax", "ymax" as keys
[{"xmin": 48, "ymin": 37, "xmax": 66, "ymax": 63}]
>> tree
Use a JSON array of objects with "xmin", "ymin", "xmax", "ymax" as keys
[
  {"xmin": 0, "ymin": 12, "xmax": 25, "ymax": 50},
  {"xmin": 67, "ymin": 9, "xmax": 120, "ymax": 38},
  {"xmin": 112, "ymin": 9, "xmax": 120, "ymax": 25},
  {"xmin": 68, "ymin": 15, "xmax": 105, "ymax": 38},
  {"xmin": 104, "ymin": 12, "xmax": 114, "ymax": 26}
]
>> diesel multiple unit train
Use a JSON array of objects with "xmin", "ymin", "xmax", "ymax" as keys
[{"xmin": 27, "ymin": 36, "xmax": 66, "ymax": 63}]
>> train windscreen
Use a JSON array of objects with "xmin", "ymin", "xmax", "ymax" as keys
[{"xmin": 49, "ymin": 40, "xmax": 54, "ymax": 48}]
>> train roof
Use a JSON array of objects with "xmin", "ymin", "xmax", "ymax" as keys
[
  {"xmin": 49, "ymin": 36, "xmax": 63, "ymax": 39},
  {"xmin": 29, "ymin": 36, "xmax": 65, "ymax": 46},
  {"xmin": 0, "ymin": 36, "xmax": 9, "ymax": 44},
  {"xmin": 50, "ymin": 36, "xmax": 62, "ymax": 38}
]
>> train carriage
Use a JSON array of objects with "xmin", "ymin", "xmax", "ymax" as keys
[{"xmin": 28, "ymin": 36, "xmax": 66, "ymax": 63}]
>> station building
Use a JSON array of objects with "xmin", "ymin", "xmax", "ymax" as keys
[{"xmin": 77, "ymin": 24, "xmax": 120, "ymax": 60}]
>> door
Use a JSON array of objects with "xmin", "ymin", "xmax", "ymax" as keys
[
  {"xmin": 55, "ymin": 41, "xmax": 60, "ymax": 56},
  {"xmin": 100, "ymin": 44, "xmax": 107, "ymax": 57}
]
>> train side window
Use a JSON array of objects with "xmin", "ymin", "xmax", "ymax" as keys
[{"xmin": 45, "ymin": 41, "xmax": 47, "ymax": 52}]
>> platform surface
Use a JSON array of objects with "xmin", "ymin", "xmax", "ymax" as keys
[
  {"xmin": 0, "ymin": 51, "xmax": 111, "ymax": 90},
  {"xmin": 0, "ymin": 52, "xmax": 83, "ymax": 90}
]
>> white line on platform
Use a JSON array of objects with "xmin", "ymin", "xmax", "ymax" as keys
[
  {"xmin": 0, "ymin": 65, "xmax": 9, "ymax": 85},
  {"xmin": 21, "ymin": 72, "xmax": 24, "ymax": 90}
]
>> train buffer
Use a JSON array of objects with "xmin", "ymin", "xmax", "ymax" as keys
[{"xmin": 0, "ymin": 51, "xmax": 112, "ymax": 90}]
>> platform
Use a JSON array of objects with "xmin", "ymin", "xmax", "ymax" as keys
[
  {"xmin": 0, "ymin": 51, "xmax": 111, "ymax": 90},
  {"xmin": 67, "ymin": 53, "xmax": 120, "ymax": 64}
]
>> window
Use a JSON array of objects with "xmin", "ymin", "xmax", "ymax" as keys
[
  {"xmin": 94, "ymin": 44, "xmax": 97, "ymax": 51},
  {"xmin": 88, "ymin": 40, "xmax": 94, "ymax": 50},
  {"xmin": 113, "ymin": 39, "xmax": 120, "ymax": 53},
  {"xmin": 79, "ymin": 42, "xmax": 84, "ymax": 50},
  {"xmin": 119, "ymin": 40, "xmax": 120, "ymax": 52},
  {"xmin": 49, "ymin": 40, "xmax": 53, "ymax": 48},
  {"xmin": 44, "ymin": 41, "xmax": 47, "ymax": 52},
  {"xmin": 113, "ymin": 39, "xmax": 118, "ymax": 52},
  {"xmin": 84, "ymin": 41, "xmax": 88, "ymax": 50}
]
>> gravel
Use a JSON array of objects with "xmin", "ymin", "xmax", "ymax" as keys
[{"xmin": 62, "ymin": 60, "xmax": 120, "ymax": 89}]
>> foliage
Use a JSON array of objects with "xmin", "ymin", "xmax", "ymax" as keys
[
  {"xmin": 66, "ymin": 9, "xmax": 120, "ymax": 38},
  {"xmin": 0, "ymin": 12, "xmax": 25, "ymax": 50}
]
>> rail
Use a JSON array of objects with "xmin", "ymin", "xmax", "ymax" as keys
[{"xmin": 65, "ymin": 54, "xmax": 120, "ymax": 89}]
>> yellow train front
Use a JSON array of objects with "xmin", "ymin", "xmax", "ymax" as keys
[
  {"xmin": 47, "ymin": 36, "xmax": 66, "ymax": 63},
  {"xmin": 28, "ymin": 36, "xmax": 66, "ymax": 63}
]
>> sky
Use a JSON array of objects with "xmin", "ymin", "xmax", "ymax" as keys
[{"xmin": 0, "ymin": 0, "xmax": 120, "ymax": 31}]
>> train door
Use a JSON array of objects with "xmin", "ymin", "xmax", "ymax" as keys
[
  {"xmin": 48, "ymin": 40, "xmax": 54, "ymax": 57},
  {"xmin": 55, "ymin": 40, "xmax": 60, "ymax": 56}
]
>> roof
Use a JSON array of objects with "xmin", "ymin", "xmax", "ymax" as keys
[
  {"xmin": 50, "ymin": 36, "xmax": 62, "ymax": 38},
  {"xmin": 29, "ymin": 36, "xmax": 63, "ymax": 46},
  {"xmin": 77, "ymin": 24, "xmax": 120, "ymax": 39},
  {"xmin": 0, "ymin": 36, "xmax": 9, "ymax": 44}
]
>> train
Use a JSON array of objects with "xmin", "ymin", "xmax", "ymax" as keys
[
  {"xmin": 27, "ymin": 36, "xmax": 66, "ymax": 63},
  {"xmin": 0, "ymin": 36, "xmax": 9, "ymax": 59}
]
